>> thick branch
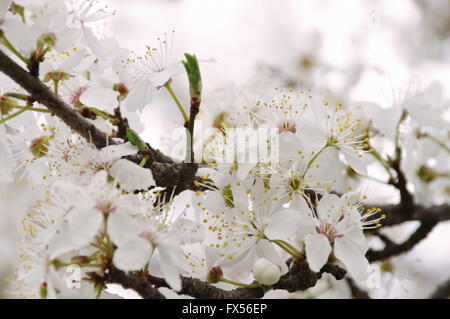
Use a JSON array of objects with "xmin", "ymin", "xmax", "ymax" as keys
[
  {"xmin": 366, "ymin": 219, "xmax": 438, "ymax": 262},
  {"xmin": 116, "ymin": 260, "xmax": 345, "ymax": 299},
  {"xmin": 390, "ymin": 159, "xmax": 414, "ymax": 214},
  {"xmin": 430, "ymin": 278, "xmax": 450, "ymax": 299},
  {"xmin": 105, "ymin": 267, "xmax": 166, "ymax": 299},
  {"xmin": 0, "ymin": 48, "xmax": 202, "ymax": 194},
  {"xmin": 0, "ymin": 48, "xmax": 110, "ymax": 149},
  {"xmin": 371, "ymin": 203, "xmax": 450, "ymax": 227},
  {"xmin": 346, "ymin": 278, "xmax": 371, "ymax": 299}
]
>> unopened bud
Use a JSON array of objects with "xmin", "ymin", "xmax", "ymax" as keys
[
  {"xmin": 252, "ymin": 258, "xmax": 281, "ymax": 286},
  {"xmin": 126, "ymin": 128, "xmax": 148, "ymax": 152},
  {"xmin": 416, "ymin": 165, "xmax": 438, "ymax": 183},
  {"xmin": 182, "ymin": 53, "xmax": 202, "ymax": 103},
  {"xmin": 207, "ymin": 266, "xmax": 223, "ymax": 284},
  {"xmin": 113, "ymin": 83, "xmax": 129, "ymax": 100},
  {"xmin": 40, "ymin": 282, "xmax": 48, "ymax": 299}
]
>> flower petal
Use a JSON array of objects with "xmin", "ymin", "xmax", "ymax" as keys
[
  {"xmin": 305, "ymin": 233, "xmax": 331, "ymax": 272},
  {"xmin": 113, "ymin": 237, "xmax": 152, "ymax": 271},
  {"xmin": 265, "ymin": 209, "xmax": 303, "ymax": 241},
  {"xmin": 67, "ymin": 208, "xmax": 103, "ymax": 248},
  {"xmin": 334, "ymin": 237, "xmax": 369, "ymax": 280},
  {"xmin": 157, "ymin": 243, "xmax": 182, "ymax": 291},
  {"xmin": 110, "ymin": 159, "xmax": 155, "ymax": 191},
  {"xmin": 316, "ymin": 192, "xmax": 342, "ymax": 223},
  {"xmin": 80, "ymin": 87, "xmax": 119, "ymax": 112},
  {"xmin": 107, "ymin": 211, "xmax": 141, "ymax": 246}
]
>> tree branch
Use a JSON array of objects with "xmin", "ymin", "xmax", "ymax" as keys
[
  {"xmin": 105, "ymin": 267, "xmax": 166, "ymax": 299},
  {"xmin": 346, "ymin": 277, "xmax": 371, "ymax": 299},
  {"xmin": 366, "ymin": 218, "xmax": 438, "ymax": 262},
  {"xmin": 430, "ymin": 278, "xmax": 450, "ymax": 299},
  {"xmin": 374, "ymin": 203, "xmax": 450, "ymax": 227},
  {"xmin": 2, "ymin": 47, "xmax": 449, "ymax": 299},
  {"xmin": 0, "ymin": 48, "xmax": 202, "ymax": 195},
  {"xmin": 108, "ymin": 259, "xmax": 346, "ymax": 299}
]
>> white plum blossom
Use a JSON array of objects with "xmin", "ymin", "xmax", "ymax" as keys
[
  {"xmin": 303, "ymin": 100, "xmax": 372, "ymax": 176},
  {"xmin": 295, "ymin": 192, "xmax": 385, "ymax": 280},
  {"xmin": 110, "ymin": 190, "xmax": 204, "ymax": 291},
  {"xmin": 123, "ymin": 31, "xmax": 184, "ymax": 111}
]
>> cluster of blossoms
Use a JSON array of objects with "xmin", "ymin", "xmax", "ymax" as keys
[{"xmin": 0, "ymin": 0, "xmax": 448, "ymax": 299}]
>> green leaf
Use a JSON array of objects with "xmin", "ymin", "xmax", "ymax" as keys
[{"xmin": 126, "ymin": 128, "xmax": 148, "ymax": 151}]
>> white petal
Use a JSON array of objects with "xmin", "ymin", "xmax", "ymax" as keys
[
  {"xmin": 80, "ymin": 87, "xmax": 119, "ymax": 112},
  {"xmin": 290, "ymin": 195, "xmax": 310, "ymax": 213},
  {"xmin": 59, "ymin": 49, "xmax": 88, "ymax": 73},
  {"xmin": 305, "ymin": 233, "xmax": 331, "ymax": 272},
  {"xmin": 107, "ymin": 211, "xmax": 141, "ymax": 246},
  {"xmin": 170, "ymin": 218, "xmax": 204, "ymax": 245},
  {"xmin": 147, "ymin": 62, "xmax": 184, "ymax": 87},
  {"xmin": 2, "ymin": 19, "xmax": 36, "ymax": 55},
  {"xmin": 205, "ymin": 190, "xmax": 227, "ymax": 213},
  {"xmin": 316, "ymin": 192, "xmax": 342, "ymax": 223},
  {"xmin": 124, "ymin": 79, "xmax": 156, "ymax": 112},
  {"xmin": 113, "ymin": 237, "xmax": 152, "ymax": 271},
  {"xmin": 290, "ymin": 198, "xmax": 316, "ymax": 241},
  {"xmin": 236, "ymin": 162, "xmax": 255, "ymax": 180},
  {"xmin": 265, "ymin": 209, "xmax": 303, "ymax": 240},
  {"xmin": 343, "ymin": 228, "xmax": 367, "ymax": 247},
  {"xmin": 98, "ymin": 142, "xmax": 138, "ymax": 161},
  {"xmin": 82, "ymin": 26, "xmax": 103, "ymax": 57},
  {"xmin": 255, "ymin": 240, "xmax": 288, "ymax": 275},
  {"xmin": 110, "ymin": 159, "xmax": 155, "ymax": 191},
  {"xmin": 157, "ymin": 244, "xmax": 182, "ymax": 291},
  {"xmin": 0, "ymin": 135, "xmax": 13, "ymax": 182},
  {"xmin": 230, "ymin": 182, "xmax": 249, "ymax": 209},
  {"xmin": 279, "ymin": 132, "xmax": 304, "ymax": 159},
  {"xmin": 52, "ymin": 181, "xmax": 93, "ymax": 209},
  {"xmin": 300, "ymin": 122, "xmax": 328, "ymax": 149},
  {"xmin": 334, "ymin": 237, "xmax": 369, "ymax": 280},
  {"xmin": 344, "ymin": 152, "xmax": 367, "ymax": 176},
  {"xmin": 67, "ymin": 208, "xmax": 103, "ymax": 247}
]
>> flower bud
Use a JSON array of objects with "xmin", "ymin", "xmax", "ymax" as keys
[
  {"xmin": 40, "ymin": 282, "xmax": 48, "ymax": 299},
  {"xmin": 126, "ymin": 128, "xmax": 148, "ymax": 152},
  {"xmin": 113, "ymin": 83, "xmax": 129, "ymax": 100},
  {"xmin": 252, "ymin": 258, "xmax": 281, "ymax": 286},
  {"xmin": 417, "ymin": 165, "xmax": 438, "ymax": 183},
  {"xmin": 182, "ymin": 53, "xmax": 202, "ymax": 99},
  {"xmin": 207, "ymin": 266, "xmax": 223, "ymax": 284}
]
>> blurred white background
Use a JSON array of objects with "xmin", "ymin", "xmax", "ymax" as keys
[{"xmin": 100, "ymin": 0, "xmax": 450, "ymax": 147}]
